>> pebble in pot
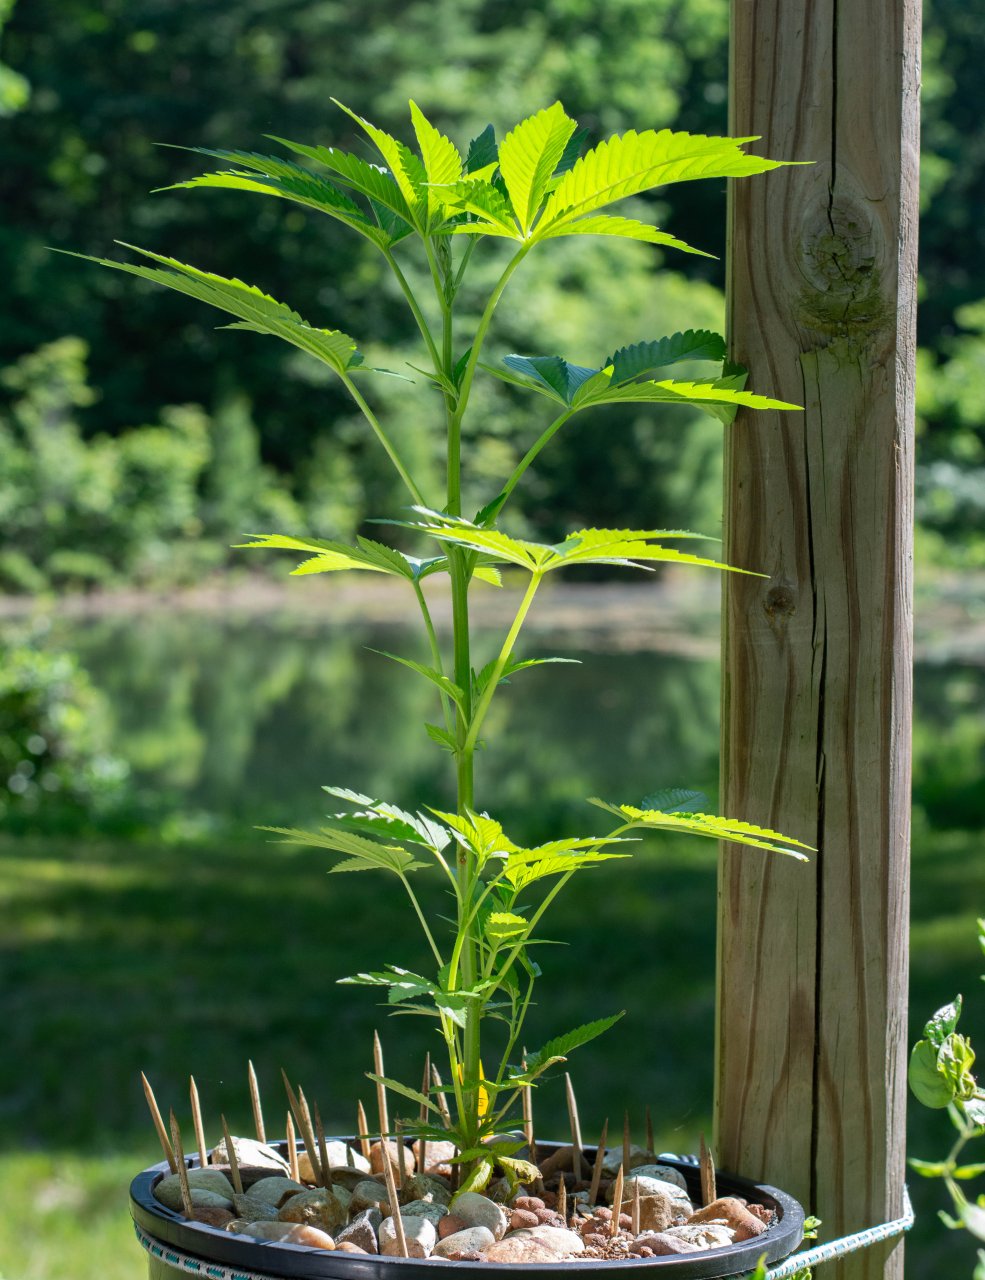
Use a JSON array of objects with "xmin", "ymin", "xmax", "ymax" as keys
[
  {"xmin": 380, "ymin": 1214, "xmax": 437, "ymax": 1258},
  {"xmin": 450, "ymin": 1191, "xmax": 508, "ymax": 1240},
  {"xmin": 433, "ymin": 1226, "xmax": 496, "ymax": 1259},
  {"xmin": 277, "ymin": 1187, "xmax": 349, "ymax": 1234}
]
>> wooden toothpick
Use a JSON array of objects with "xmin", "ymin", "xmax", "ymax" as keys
[
  {"xmin": 373, "ymin": 1031, "xmax": 390, "ymax": 1136},
  {"xmin": 168, "ymin": 1109, "xmax": 195, "ymax": 1219},
  {"xmin": 248, "ymin": 1060, "xmax": 266, "ymax": 1144},
  {"xmin": 430, "ymin": 1064, "xmax": 452, "ymax": 1129},
  {"xmin": 221, "ymin": 1113, "xmax": 243, "ymax": 1195},
  {"xmin": 357, "ymin": 1100, "xmax": 372, "ymax": 1159},
  {"xmin": 564, "ymin": 1073, "xmax": 583, "ymax": 1179},
  {"xmin": 588, "ymin": 1117, "xmax": 608, "ymax": 1207},
  {"xmin": 610, "ymin": 1164, "xmax": 624, "ymax": 1238},
  {"xmin": 557, "ymin": 1175, "xmax": 567, "ymax": 1225},
  {"xmin": 314, "ymin": 1100, "xmax": 333, "ymax": 1189},
  {"xmin": 631, "ymin": 1178, "xmax": 641, "ymax": 1236},
  {"xmin": 622, "ymin": 1110, "xmax": 631, "ymax": 1174},
  {"xmin": 189, "ymin": 1076, "xmax": 208, "ymax": 1168},
  {"xmin": 297, "ymin": 1085, "xmax": 323, "ymax": 1186},
  {"xmin": 418, "ymin": 1054, "xmax": 430, "ymax": 1176},
  {"xmin": 645, "ymin": 1104, "xmax": 654, "ymax": 1157},
  {"xmin": 286, "ymin": 1111, "xmax": 300, "ymax": 1182},
  {"xmin": 141, "ymin": 1072, "xmax": 177, "ymax": 1173},
  {"xmin": 379, "ymin": 1132, "xmax": 408, "ymax": 1257},
  {"xmin": 699, "ymin": 1133, "xmax": 717, "ymax": 1207}
]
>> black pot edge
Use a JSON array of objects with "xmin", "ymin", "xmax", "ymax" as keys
[{"xmin": 131, "ymin": 1140, "xmax": 805, "ymax": 1280}]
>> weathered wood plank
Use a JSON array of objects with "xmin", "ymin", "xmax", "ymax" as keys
[{"xmin": 716, "ymin": 2, "xmax": 919, "ymax": 1277}]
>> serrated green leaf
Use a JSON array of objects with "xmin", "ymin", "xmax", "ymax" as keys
[
  {"xmin": 409, "ymin": 100, "xmax": 463, "ymax": 228},
  {"xmin": 539, "ymin": 213, "xmax": 712, "ymax": 257},
  {"xmin": 588, "ymin": 797, "xmax": 813, "ymax": 859},
  {"xmin": 572, "ymin": 371, "xmax": 801, "ymax": 417},
  {"xmin": 523, "ymin": 1012, "xmax": 625, "ymax": 1078},
  {"xmin": 425, "ymin": 723, "xmax": 458, "ymax": 752},
  {"xmin": 641, "ymin": 788, "xmax": 708, "ymax": 814},
  {"xmin": 267, "ymin": 135, "xmax": 415, "ymax": 229},
  {"xmin": 369, "ymin": 649, "xmax": 466, "ymax": 708},
  {"xmin": 501, "ymin": 354, "xmax": 599, "ymax": 404},
  {"xmin": 607, "ymin": 331, "xmax": 727, "ymax": 383},
  {"xmin": 498, "ymin": 102, "xmax": 577, "ymax": 235},
  {"xmin": 453, "ymin": 1157, "xmax": 495, "ymax": 1197},
  {"xmin": 236, "ymin": 533, "xmax": 415, "ymax": 579},
  {"xmin": 259, "ymin": 825, "xmax": 427, "ymax": 874},
  {"xmin": 367, "ymin": 1072, "xmax": 440, "ymax": 1115},
  {"xmin": 540, "ymin": 127, "xmax": 794, "ymax": 231},
  {"xmin": 925, "ymin": 996, "xmax": 963, "ymax": 1047},
  {"xmin": 465, "ymin": 124, "xmax": 498, "ymax": 174},
  {"xmin": 484, "ymin": 912, "xmax": 529, "ymax": 942},
  {"xmin": 552, "ymin": 126, "xmax": 589, "ymax": 178},
  {"xmin": 435, "ymin": 180, "xmax": 519, "ymax": 238},
  {"xmin": 331, "ymin": 99, "xmax": 428, "ymax": 228}
]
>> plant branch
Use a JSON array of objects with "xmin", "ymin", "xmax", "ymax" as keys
[
  {"xmin": 382, "ymin": 248, "xmax": 441, "ymax": 369},
  {"xmin": 500, "ymin": 409, "xmax": 576, "ymax": 506},
  {"xmin": 340, "ymin": 373, "xmax": 426, "ymax": 506},
  {"xmin": 412, "ymin": 579, "xmax": 455, "ymax": 736},
  {"xmin": 464, "ymin": 571, "xmax": 543, "ymax": 753},
  {"xmin": 399, "ymin": 873, "xmax": 444, "ymax": 967}
]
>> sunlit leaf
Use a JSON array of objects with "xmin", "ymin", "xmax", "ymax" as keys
[
  {"xmin": 259, "ymin": 825, "xmax": 428, "ymax": 874},
  {"xmin": 588, "ymin": 798, "xmax": 813, "ymax": 859},
  {"xmin": 539, "ymin": 214, "xmax": 712, "ymax": 258},
  {"xmin": 607, "ymin": 331, "xmax": 727, "ymax": 383},
  {"xmin": 498, "ymin": 102, "xmax": 577, "ymax": 235}
]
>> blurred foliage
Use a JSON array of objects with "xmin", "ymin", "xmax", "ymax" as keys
[
  {"xmin": 0, "ymin": 1, "xmax": 982, "ymax": 577},
  {"xmin": 0, "ymin": 628, "xmax": 128, "ymax": 827}
]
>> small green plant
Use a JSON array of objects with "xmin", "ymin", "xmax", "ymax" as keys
[
  {"xmin": 69, "ymin": 101, "xmax": 810, "ymax": 1189},
  {"xmin": 909, "ymin": 918, "xmax": 985, "ymax": 1276}
]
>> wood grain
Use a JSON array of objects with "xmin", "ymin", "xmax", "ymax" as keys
[{"xmin": 717, "ymin": 2, "xmax": 919, "ymax": 1277}]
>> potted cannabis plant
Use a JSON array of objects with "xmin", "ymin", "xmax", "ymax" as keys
[{"xmin": 70, "ymin": 100, "xmax": 813, "ymax": 1277}]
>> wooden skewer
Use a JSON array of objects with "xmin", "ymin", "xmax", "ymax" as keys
[
  {"xmin": 373, "ymin": 1031, "xmax": 390, "ymax": 1137},
  {"xmin": 631, "ymin": 1179, "xmax": 641, "ymax": 1236},
  {"xmin": 141, "ymin": 1072, "xmax": 177, "ymax": 1173},
  {"xmin": 418, "ymin": 1054, "xmax": 430, "ymax": 1176},
  {"xmin": 588, "ymin": 1117, "xmax": 608, "ymax": 1207},
  {"xmin": 699, "ymin": 1133, "xmax": 717, "ymax": 1207},
  {"xmin": 168, "ymin": 1110, "xmax": 195, "ymax": 1219},
  {"xmin": 189, "ymin": 1076, "xmax": 208, "ymax": 1168},
  {"xmin": 557, "ymin": 1175, "xmax": 567, "ymax": 1225},
  {"xmin": 286, "ymin": 1111, "xmax": 300, "ymax": 1182},
  {"xmin": 564, "ymin": 1073, "xmax": 583, "ymax": 1179},
  {"xmin": 221, "ymin": 1113, "xmax": 243, "ymax": 1195},
  {"xmin": 379, "ymin": 1131, "xmax": 408, "ymax": 1257},
  {"xmin": 609, "ymin": 1164, "xmax": 624, "ymax": 1238},
  {"xmin": 395, "ymin": 1118, "xmax": 406, "ymax": 1189},
  {"xmin": 314, "ymin": 1101, "xmax": 333, "ymax": 1189},
  {"xmin": 645, "ymin": 1105, "xmax": 654, "ymax": 1157},
  {"xmin": 430, "ymin": 1064, "xmax": 452, "ymax": 1129},
  {"xmin": 297, "ymin": 1085, "xmax": 323, "ymax": 1187},
  {"xmin": 622, "ymin": 1110, "xmax": 631, "ymax": 1175},
  {"xmin": 356, "ymin": 1100, "xmax": 372, "ymax": 1160},
  {"xmin": 248, "ymin": 1060, "xmax": 266, "ymax": 1144}
]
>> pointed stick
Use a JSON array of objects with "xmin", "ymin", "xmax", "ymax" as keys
[
  {"xmin": 379, "ymin": 1131, "xmax": 408, "ymax": 1257},
  {"xmin": 395, "ymin": 1117, "xmax": 406, "ymax": 1190},
  {"xmin": 286, "ymin": 1111, "xmax": 300, "ymax": 1182},
  {"xmin": 168, "ymin": 1110, "xmax": 195, "ymax": 1219},
  {"xmin": 557, "ymin": 1175, "xmax": 567, "ymax": 1225},
  {"xmin": 141, "ymin": 1072, "xmax": 177, "ymax": 1173},
  {"xmin": 610, "ymin": 1164, "xmax": 624, "ymax": 1238},
  {"xmin": 248, "ymin": 1060, "xmax": 266, "ymax": 1144},
  {"xmin": 645, "ymin": 1105, "xmax": 654, "ymax": 1157},
  {"xmin": 373, "ymin": 1031, "xmax": 390, "ymax": 1136},
  {"xmin": 699, "ymin": 1133, "xmax": 717, "ymax": 1207},
  {"xmin": 564, "ymin": 1073, "xmax": 583, "ymax": 1179},
  {"xmin": 430, "ymin": 1064, "xmax": 452, "ymax": 1129},
  {"xmin": 189, "ymin": 1076, "xmax": 208, "ymax": 1168},
  {"xmin": 588, "ymin": 1118, "xmax": 608, "ymax": 1207},
  {"xmin": 314, "ymin": 1101, "xmax": 333, "ymax": 1189},
  {"xmin": 418, "ymin": 1054, "xmax": 431, "ymax": 1176},
  {"xmin": 297, "ymin": 1085, "xmax": 323, "ymax": 1186},
  {"xmin": 622, "ymin": 1110, "xmax": 631, "ymax": 1174},
  {"xmin": 221, "ymin": 1113, "xmax": 243, "ymax": 1195},
  {"xmin": 356, "ymin": 1100, "xmax": 372, "ymax": 1159},
  {"xmin": 631, "ymin": 1179, "xmax": 641, "ymax": 1236}
]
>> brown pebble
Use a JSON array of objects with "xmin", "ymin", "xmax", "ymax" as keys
[
  {"xmin": 534, "ymin": 1208, "xmax": 564, "ymax": 1226},
  {"xmin": 438, "ymin": 1214, "xmax": 468, "ymax": 1240},
  {"xmin": 514, "ymin": 1196, "xmax": 545, "ymax": 1212},
  {"xmin": 584, "ymin": 1233, "xmax": 605, "ymax": 1248},
  {"xmin": 336, "ymin": 1242, "xmax": 367, "ymax": 1254},
  {"xmin": 510, "ymin": 1209, "xmax": 539, "ymax": 1230},
  {"xmin": 688, "ymin": 1195, "xmax": 767, "ymax": 1242},
  {"xmin": 193, "ymin": 1207, "xmax": 235, "ymax": 1228},
  {"xmin": 541, "ymin": 1191, "xmax": 556, "ymax": 1209},
  {"xmin": 638, "ymin": 1246, "xmax": 654, "ymax": 1257}
]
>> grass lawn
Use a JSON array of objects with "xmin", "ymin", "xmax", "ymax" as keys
[{"xmin": 2, "ymin": 816, "xmax": 984, "ymax": 1279}]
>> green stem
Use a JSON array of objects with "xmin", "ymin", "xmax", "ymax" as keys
[
  {"xmin": 453, "ymin": 245, "xmax": 531, "ymax": 429},
  {"xmin": 463, "ymin": 571, "xmax": 543, "ymax": 754},
  {"xmin": 412, "ymin": 579, "xmax": 454, "ymax": 736},
  {"xmin": 500, "ymin": 409, "xmax": 575, "ymax": 506},
  {"xmin": 383, "ymin": 248, "xmax": 441, "ymax": 369},
  {"xmin": 340, "ymin": 373, "xmax": 426, "ymax": 507},
  {"xmin": 399, "ymin": 873, "xmax": 445, "ymax": 967}
]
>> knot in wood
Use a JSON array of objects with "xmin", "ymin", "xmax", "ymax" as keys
[
  {"xmin": 764, "ymin": 582, "xmax": 796, "ymax": 622},
  {"xmin": 796, "ymin": 192, "xmax": 891, "ymax": 351}
]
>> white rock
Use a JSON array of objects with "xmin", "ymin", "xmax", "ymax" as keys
[
  {"xmin": 209, "ymin": 1137, "xmax": 289, "ymax": 1173},
  {"xmin": 664, "ymin": 1222, "xmax": 735, "ymax": 1249},
  {"xmin": 628, "ymin": 1163, "xmax": 689, "ymax": 1193},
  {"xmin": 450, "ymin": 1191, "xmax": 508, "ymax": 1240},
  {"xmin": 433, "ymin": 1226, "xmax": 496, "ymax": 1259},
  {"xmin": 485, "ymin": 1226, "xmax": 586, "ymax": 1263},
  {"xmin": 380, "ymin": 1214, "xmax": 437, "ymax": 1258}
]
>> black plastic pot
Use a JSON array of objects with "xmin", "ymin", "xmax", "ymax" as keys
[{"xmin": 130, "ymin": 1140, "xmax": 805, "ymax": 1280}]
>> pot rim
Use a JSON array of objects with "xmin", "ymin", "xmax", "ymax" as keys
[{"xmin": 130, "ymin": 1138, "xmax": 805, "ymax": 1279}]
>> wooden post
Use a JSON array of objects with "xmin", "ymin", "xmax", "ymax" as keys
[{"xmin": 716, "ymin": 2, "xmax": 919, "ymax": 1278}]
